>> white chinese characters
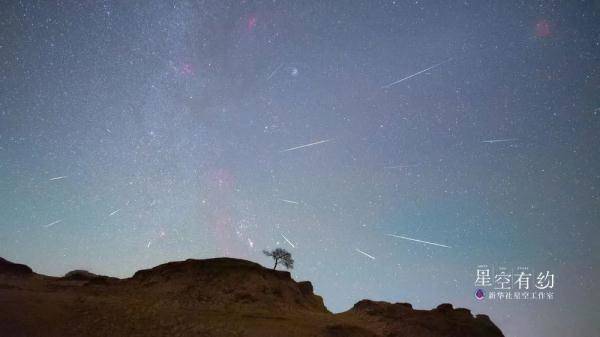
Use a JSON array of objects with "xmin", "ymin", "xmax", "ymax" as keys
[{"xmin": 474, "ymin": 265, "xmax": 555, "ymax": 301}]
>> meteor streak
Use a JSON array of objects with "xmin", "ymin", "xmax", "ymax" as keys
[
  {"xmin": 280, "ymin": 139, "xmax": 332, "ymax": 152},
  {"xmin": 109, "ymin": 209, "xmax": 120, "ymax": 216},
  {"xmin": 267, "ymin": 63, "xmax": 284, "ymax": 80},
  {"xmin": 382, "ymin": 58, "xmax": 453, "ymax": 89},
  {"xmin": 43, "ymin": 219, "xmax": 63, "ymax": 228},
  {"xmin": 386, "ymin": 234, "xmax": 451, "ymax": 248},
  {"xmin": 481, "ymin": 138, "xmax": 518, "ymax": 144},
  {"xmin": 280, "ymin": 199, "xmax": 300, "ymax": 205},
  {"xmin": 49, "ymin": 176, "xmax": 67, "ymax": 181},
  {"xmin": 355, "ymin": 248, "xmax": 376, "ymax": 260},
  {"xmin": 281, "ymin": 234, "xmax": 295, "ymax": 248}
]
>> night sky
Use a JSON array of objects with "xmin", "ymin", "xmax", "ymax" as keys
[{"xmin": 1, "ymin": 1, "xmax": 599, "ymax": 336}]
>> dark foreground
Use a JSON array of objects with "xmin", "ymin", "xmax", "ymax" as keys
[{"xmin": 0, "ymin": 257, "xmax": 504, "ymax": 337}]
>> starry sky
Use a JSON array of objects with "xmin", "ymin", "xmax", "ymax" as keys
[{"xmin": 1, "ymin": 1, "xmax": 599, "ymax": 336}]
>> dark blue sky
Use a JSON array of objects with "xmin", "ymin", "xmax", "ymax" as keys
[{"xmin": 1, "ymin": 1, "xmax": 599, "ymax": 336}]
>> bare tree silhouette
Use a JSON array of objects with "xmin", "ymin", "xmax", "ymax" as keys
[{"xmin": 263, "ymin": 248, "xmax": 294, "ymax": 270}]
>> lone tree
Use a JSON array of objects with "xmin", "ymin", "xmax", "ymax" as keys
[{"xmin": 263, "ymin": 248, "xmax": 294, "ymax": 270}]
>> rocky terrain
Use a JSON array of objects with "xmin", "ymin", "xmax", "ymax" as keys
[{"xmin": 0, "ymin": 256, "xmax": 504, "ymax": 337}]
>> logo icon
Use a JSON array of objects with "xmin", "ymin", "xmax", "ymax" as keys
[{"xmin": 475, "ymin": 289, "xmax": 485, "ymax": 300}]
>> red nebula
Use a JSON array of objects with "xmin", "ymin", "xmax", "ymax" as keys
[
  {"xmin": 535, "ymin": 20, "xmax": 551, "ymax": 38},
  {"xmin": 180, "ymin": 63, "xmax": 194, "ymax": 76},
  {"xmin": 247, "ymin": 15, "xmax": 257, "ymax": 32}
]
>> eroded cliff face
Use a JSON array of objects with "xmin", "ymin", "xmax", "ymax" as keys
[
  {"xmin": 0, "ymin": 257, "xmax": 504, "ymax": 337},
  {"xmin": 129, "ymin": 257, "xmax": 328, "ymax": 313}
]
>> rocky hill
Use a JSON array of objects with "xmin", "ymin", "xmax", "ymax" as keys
[
  {"xmin": 0, "ymin": 257, "xmax": 33, "ymax": 276},
  {"xmin": 0, "ymin": 257, "xmax": 504, "ymax": 337}
]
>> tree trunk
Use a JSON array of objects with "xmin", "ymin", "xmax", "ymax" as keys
[{"xmin": 273, "ymin": 259, "xmax": 278, "ymax": 270}]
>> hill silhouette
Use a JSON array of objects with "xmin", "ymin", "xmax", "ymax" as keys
[{"xmin": 0, "ymin": 257, "xmax": 504, "ymax": 337}]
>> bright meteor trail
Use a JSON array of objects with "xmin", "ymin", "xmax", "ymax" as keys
[
  {"xmin": 281, "ymin": 234, "xmax": 295, "ymax": 248},
  {"xmin": 382, "ymin": 58, "xmax": 453, "ymax": 89},
  {"xmin": 280, "ymin": 139, "xmax": 332, "ymax": 152},
  {"xmin": 385, "ymin": 234, "xmax": 451, "ymax": 248},
  {"xmin": 43, "ymin": 219, "xmax": 63, "ymax": 228},
  {"xmin": 355, "ymin": 248, "xmax": 376, "ymax": 260}
]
